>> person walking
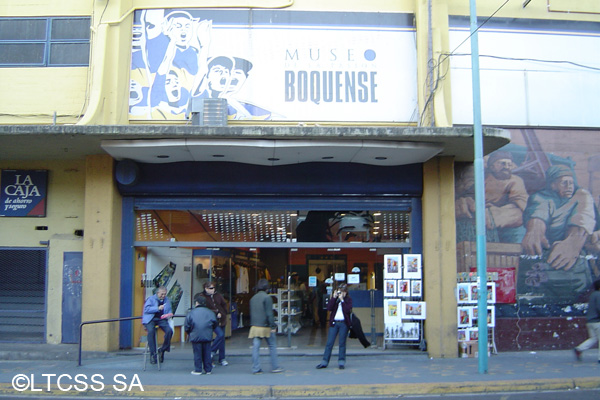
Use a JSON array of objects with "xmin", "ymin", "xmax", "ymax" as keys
[
  {"xmin": 316, "ymin": 284, "xmax": 352, "ymax": 370},
  {"xmin": 202, "ymin": 282, "xmax": 229, "ymax": 366},
  {"xmin": 185, "ymin": 294, "xmax": 218, "ymax": 375},
  {"xmin": 574, "ymin": 279, "xmax": 600, "ymax": 363},
  {"xmin": 142, "ymin": 286, "xmax": 174, "ymax": 364},
  {"xmin": 248, "ymin": 278, "xmax": 284, "ymax": 375}
]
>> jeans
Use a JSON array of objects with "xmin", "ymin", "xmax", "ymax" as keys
[
  {"xmin": 252, "ymin": 332, "xmax": 280, "ymax": 373},
  {"xmin": 321, "ymin": 322, "xmax": 349, "ymax": 367},
  {"xmin": 192, "ymin": 341, "xmax": 212, "ymax": 373},
  {"xmin": 211, "ymin": 325, "xmax": 226, "ymax": 361},
  {"xmin": 576, "ymin": 321, "xmax": 600, "ymax": 360},
  {"xmin": 145, "ymin": 318, "xmax": 173, "ymax": 357}
]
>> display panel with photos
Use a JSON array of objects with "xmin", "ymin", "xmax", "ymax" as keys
[
  {"xmin": 401, "ymin": 301, "xmax": 426, "ymax": 320},
  {"xmin": 384, "ymin": 299, "xmax": 402, "ymax": 324},
  {"xmin": 386, "ymin": 322, "xmax": 420, "ymax": 341},
  {"xmin": 398, "ymin": 279, "xmax": 411, "ymax": 297},
  {"xmin": 403, "ymin": 254, "xmax": 422, "ymax": 279},
  {"xmin": 384, "ymin": 280, "xmax": 397, "ymax": 297},
  {"xmin": 384, "ymin": 255, "xmax": 402, "ymax": 279},
  {"xmin": 410, "ymin": 280, "xmax": 422, "ymax": 297}
]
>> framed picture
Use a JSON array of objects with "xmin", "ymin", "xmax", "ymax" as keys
[
  {"xmin": 410, "ymin": 280, "xmax": 422, "ymax": 297},
  {"xmin": 457, "ymin": 283, "xmax": 470, "ymax": 303},
  {"xmin": 467, "ymin": 327, "xmax": 479, "ymax": 341},
  {"xmin": 487, "ymin": 283, "xmax": 496, "ymax": 303},
  {"xmin": 384, "ymin": 280, "xmax": 397, "ymax": 297},
  {"xmin": 457, "ymin": 329, "xmax": 468, "ymax": 342},
  {"xmin": 397, "ymin": 280, "xmax": 411, "ymax": 297},
  {"xmin": 469, "ymin": 283, "xmax": 479, "ymax": 304},
  {"xmin": 395, "ymin": 322, "xmax": 421, "ymax": 341},
  {"xmin": 384, "ymin": 299, "xmax": 401, "ymax": 324},
  {"xmin": 487, "ymin": 306, "xmax": 496, "ymax": 327},
  {"xmin": 457, "ymin": 306, "xmax": 472, "ymax": 328},
  {"xmin": 403, "ymin": 254, "xmax": 422, "ymax": 279},
  {"xmin": 347, "ymin": 274, "xmax": 360, "ymax": 284},
  {"xmin": 401, "ymin": 301, "xmax": 426, "ymax": 320},
  {"xmin": 384, "ymin": 255, "xmax": 402, "ymax": 279}
]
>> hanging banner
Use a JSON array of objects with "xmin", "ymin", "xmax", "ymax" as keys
[
  {"xmin": 0, "ymin": 170, "xmax": 48, "ymax": 217},
  {"xmin": 129, "ymin": 9, "xmax": 417, "ymax": 122}
]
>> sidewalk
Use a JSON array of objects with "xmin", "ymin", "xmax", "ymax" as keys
[{"xmin": 0, "ymin": 341, "xmax": 599, "ymax": 398}]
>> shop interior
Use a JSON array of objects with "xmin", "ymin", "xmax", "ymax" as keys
[{"xmin": 132, "ymin": 209, "xmax": 413, "ymax": 349}]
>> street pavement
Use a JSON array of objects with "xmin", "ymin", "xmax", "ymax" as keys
[{"xmin": 0, "ymin": 342, "xmax": 599, "ymax": 398}]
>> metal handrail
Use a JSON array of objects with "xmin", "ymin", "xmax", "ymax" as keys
[{"xmin": 78, "ymin": 315, "xmax": 186, "ymax": 366}]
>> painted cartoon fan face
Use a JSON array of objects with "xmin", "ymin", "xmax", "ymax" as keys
[
  {"xmin": 165, "ymin": 71, "xmax": 182, "ymax": 103},
  {"xmin": 164, "ymin": 14, "xmax": 194, "ymax": 48},
  {"xmin": 207, "ymin": 64, "xmax": 232, "ymax": 93}
]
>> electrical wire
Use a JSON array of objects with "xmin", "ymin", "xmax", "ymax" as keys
[
  {"xmin": 419, "ymin": 0, "xmax": 512, "ymax": 125},
  {"xmin": 443, "ymin": 53, "xmax": 600, "ymax": 72}
]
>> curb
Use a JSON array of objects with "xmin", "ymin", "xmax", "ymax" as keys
[{"xmin": 1, "ymin": 377, "xmax": 599, "ymax": 398}]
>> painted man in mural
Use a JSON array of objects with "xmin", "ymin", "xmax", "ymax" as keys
[
  {"xmin": 519, "ymin": 164, "xmax": 598, "ymax": 304},
  {"xmin": 455, "ymin": 151, "xmax": 528, "ymax": 243}
]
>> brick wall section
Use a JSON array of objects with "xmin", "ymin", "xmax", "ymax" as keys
[{"xmin": 495, "ymin": 317, "xmax": 588, "ymax": 351}]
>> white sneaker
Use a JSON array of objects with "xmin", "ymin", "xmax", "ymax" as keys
[
  {"xmin": 191, "ymin": 370, "xmax": 203, "ymax": 375},
  {"xmin": 220, "ymin": 360, "xmax": 229, "ymax": 366}
]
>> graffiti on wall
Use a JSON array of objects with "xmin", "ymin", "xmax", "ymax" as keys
[{"xmin": 455, "ymin": 129, "xmax": 600, "ymax": 308}]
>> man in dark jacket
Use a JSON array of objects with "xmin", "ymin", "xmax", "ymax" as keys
[
  {"xmin": 248, "ymin": 279, "xmax": 283, "ymax": 374},
  {"xmin": 185, "ymin": 294, "xmax": 217, "ymax": 375},
  {"xmin": 202, "ymin": 282, "xmax": 229, "ymax": 366}
]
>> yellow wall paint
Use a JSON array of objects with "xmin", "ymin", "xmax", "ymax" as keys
[
  {"xmin": 0, "ymin": 68, "xmax": 88, "ymax": 125},
  {"xmin": 0, "ymin": 159, "xmax": 86, "ymax": 343},
  {"xmin": 422, "ymin": 157, "xmax": 458, "ymax": 358},
  {"xmin": 0, "ymin": 2, "xmax": 91, "ymax": 16}
]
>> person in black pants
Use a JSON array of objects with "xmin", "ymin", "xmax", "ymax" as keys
[
  {"xmin": 316, "ymin": 284, "xmax": 352, "ymax": 370},
  {"xmin": 185, "ymin": 294, "xmax": 218, "ymax": 375}
]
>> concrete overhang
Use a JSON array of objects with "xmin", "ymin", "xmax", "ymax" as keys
[{"xmin": 0, "ymin": 125, "xmax": 510, "ymax": 165}]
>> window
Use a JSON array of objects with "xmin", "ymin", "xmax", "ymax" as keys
[{"xmin": 0, "ymin": 17, "xmax": 90, "ymax": 67}]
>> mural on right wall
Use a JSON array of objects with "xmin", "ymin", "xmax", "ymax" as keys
[{"xmin": 455, "ymin": 129, "xmax": 600, "ymax": 313}]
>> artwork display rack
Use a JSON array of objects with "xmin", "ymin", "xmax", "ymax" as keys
[
  {"xmin": 456, "ymin": 273, "xmax": 498, "ymax": 356},
  {"xmin": 382, "ymin": 254, "xmax": 426, "ymax": 350}
]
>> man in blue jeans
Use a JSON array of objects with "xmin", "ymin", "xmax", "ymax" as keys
[
  {"xmin": 202, "ymin": 282, "xmax": 229, "ymax": 366},
  {"xmin": 142, "ymin": 286, "xmax": 173, "ymax": 364}
]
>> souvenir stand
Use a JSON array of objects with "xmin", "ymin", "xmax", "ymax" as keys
[
  {"xmin": 382, "ymin": 254, "xmax": 426, "ymax": 350},
  {"xmin": 456, "ymin": 272, "xmax": 498, "ymax": 357}
]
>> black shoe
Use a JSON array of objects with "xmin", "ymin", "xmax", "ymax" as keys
[
  {"xmin": 339, "ymin": 365, "xmax": 345, "ymax": 370},
  {"xmin": 316, "ymin": 364, "xmax": 327, "ymax": 369},
  {"xmin": 253, "ymin": 369, "xmax": 263, "ymax": 375},
  {"xmin": 150, "ymin": 358, "xmax": 157, "ymax": 365},
  {"xmin": 158, "ymin": 348, "xmax": 165, "ymax": 363}
]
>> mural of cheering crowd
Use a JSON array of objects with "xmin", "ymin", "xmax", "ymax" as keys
[
  {"xmin": 129, "ymin": 9, "xmax": 276, "ymax": 121},
  {"xmin": 455, "ymin": 129, "xmax": 600, "ymax": 343}
]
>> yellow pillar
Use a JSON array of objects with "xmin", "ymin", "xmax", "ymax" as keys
[
  {"xmin": 415, "ymin": 0, "xmax": 452, "ymax": 127},
  {"xmin": 81, "ymin": 155, "xmax": 122, "ymax": 351},
  {"xmin": 422, "ymin": 156, "xmax": 458, "ymax": 358}
]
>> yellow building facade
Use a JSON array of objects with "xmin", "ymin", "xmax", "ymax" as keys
[{"xmin": 1, "ymin": 0, "xmax": 598, "ymax": 357}]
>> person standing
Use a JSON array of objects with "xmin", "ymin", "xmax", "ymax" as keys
[
  {"xmin": 316, "ymin": 284, "xmax": 352, "ymax": 370},
  {"xmin": 142, "ymin": 286, "xmax": 174, "ymax": 364},
  {"xmin": 574, "ymin": 280, "xmax": 600, "ymax": 363},
  {"xmin": 185, "ymin": 294, "xmax": 218, "ymax": 375},
  {"xmin": 248, "ymin": 278, "xmax": 284, "ymax": 374},
  {"xmin": 202, "ymin": 282, "xmax": 229, "ymax": 366}
]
